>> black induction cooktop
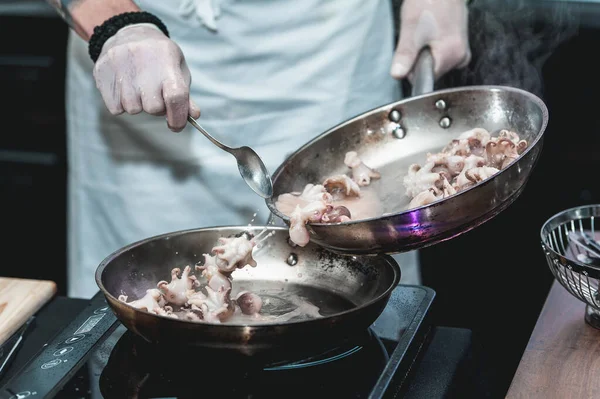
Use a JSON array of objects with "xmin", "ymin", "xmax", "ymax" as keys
[{"xmin": 0, "ymin": 285, "xmax": 436, "ymax": 399}]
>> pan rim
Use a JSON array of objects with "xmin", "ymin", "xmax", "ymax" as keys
[
  {"xmin": 264, "ymin": 84, "xmax": 549, "ymax": 227},
  {"xmin": 95, "ymin": 225, "xmax": 401, "ymax": 329}
]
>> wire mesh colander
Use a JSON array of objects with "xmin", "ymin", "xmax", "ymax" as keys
[{"xmin": 541, "ymin": 205, "xmax": 600, "ymax": 329}]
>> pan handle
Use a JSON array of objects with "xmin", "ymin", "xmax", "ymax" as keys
[{"xmin": 410, "ymin": 46, "xmax": 435, "ymax": 97}]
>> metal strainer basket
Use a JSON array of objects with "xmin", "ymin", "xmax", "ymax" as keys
[{"xmin": 541, "ymin": 205, "xmax": 600, "ymax": 329}]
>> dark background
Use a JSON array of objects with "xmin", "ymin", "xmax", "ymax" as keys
[
  {"xmin": 417, "ymin": 1, "xmax": 593, "ymax": 397},
  {"xmin": 0, "ymin": 0, "xmax": 595, "ymax": 397},
  {"xmin": 0, "ymin": 4, "xmax": 68, "ymax": 289}
]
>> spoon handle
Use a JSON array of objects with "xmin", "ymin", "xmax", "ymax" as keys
[{"xmin": 187, "ymin": 115, "xmax": 232, "ymax": 152}]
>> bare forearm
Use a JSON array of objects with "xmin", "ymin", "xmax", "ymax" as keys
[{"xmin": 46, "ymin": 0, "xmax": 140, "ymax": 41}]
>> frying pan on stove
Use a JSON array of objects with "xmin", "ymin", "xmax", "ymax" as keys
[
  {"xmin": 265, "ymin": 47, "xmax": 549, "ymax": 254},
  {"xmin": 95, "ymin": 225, "xmax": 400, "ymax": 358}
]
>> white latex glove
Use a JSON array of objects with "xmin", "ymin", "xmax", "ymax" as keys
[
  {"xmin": 390, "ymin": 0, "xmax": 471, "ymax": 82},
  {"xmin": 93, "ymin": 23, "xmax": 201, "ymax": 132}
]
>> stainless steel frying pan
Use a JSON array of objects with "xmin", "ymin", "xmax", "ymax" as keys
[
  {"xmin": 95, "ymin": 226, "xmax": 400, "ymax": 358},
  {"xmin": 265, "ymin": 48, "xmax": 549, "ymax": 255}
]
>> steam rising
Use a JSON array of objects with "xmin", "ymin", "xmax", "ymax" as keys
[
  {"xmin": 437, "ymin": 0, "xmax": 579, "ymax": 97},
  {"xmin": 392, "ymin": 0, "xmax": 580, "ymax": 97}
]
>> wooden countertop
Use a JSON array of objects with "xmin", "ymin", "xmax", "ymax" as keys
[{"xmin": 506, "ymin": 280, "xmax": 600, "ymax": 398}]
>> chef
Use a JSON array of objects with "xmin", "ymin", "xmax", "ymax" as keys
[{"xmin": 45, "ymin": 0, "xmax": 471, "ymax": 298}]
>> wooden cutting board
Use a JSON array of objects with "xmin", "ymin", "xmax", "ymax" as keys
[{"xmin": 0, "ymin": 277, "xmax": 57, "ymax": 346}]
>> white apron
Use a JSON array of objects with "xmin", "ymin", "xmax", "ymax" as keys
[{"xmin": 65, "ymin": 0, "xmax": 419, "ymax": 299}]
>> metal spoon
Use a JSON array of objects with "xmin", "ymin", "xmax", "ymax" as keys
[{"xmin": 187, "ymin": 115, "xmax": 273, "ymax": 198}]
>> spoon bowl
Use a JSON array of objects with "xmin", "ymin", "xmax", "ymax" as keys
[
  {"xmin": 231, "ymin": 146, "xmax": 273, "ymax": 198},
  {"xmin": 187, "ymin": 116, "xmax": 273, "ymax": 198}
]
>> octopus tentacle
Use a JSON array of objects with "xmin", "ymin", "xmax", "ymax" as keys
[{"xmin": 157, "ymin": 265, "xmax": 196, "ymax": 306}]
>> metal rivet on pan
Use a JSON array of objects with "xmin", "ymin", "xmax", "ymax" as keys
[
  {"xmin": 439, "ymin": 117, "xmax": 451, "ymax": 128},
  {"xmin": 286, "ymin": 253, "xmax": 298, "ymax": 266},
  {"xmin": 389, "ymin": 109, "xmax": 401, "ymax": 123},
  {"xmin": 392, "ymin": 125, "xmax": 406, "ymax": 139},
  {"xmin": 435, "ymin": 99, "xmax": 446, "ymax": 110}
]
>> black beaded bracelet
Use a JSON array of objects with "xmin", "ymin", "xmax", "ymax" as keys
[{"xmin": 88, "ymin": 11, "xmax": 170, "ymax": 63}]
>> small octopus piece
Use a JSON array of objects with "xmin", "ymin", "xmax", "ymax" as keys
[
  {"xmin": 211, "ymin": 235, "xmax": 257, "ymax": 273},
  {"xmin": 276, "ymin": 184, "xmax": 333, "ymax": 209},
  {"xmin": 187, "ymin": 286, "xmax": 234, "ymax": 323},
  {"xmin": 321, "ymin": 205, "xmax": 352, "ymax": 224},
  {"xmin": 485, "ymin": 138, "xmax": 520, "ymax": 170},
  {"xmin": 297, "ymin": 184, "xmax": 334, "ymax": 203},
  {"xmin": 235, "ymin": 291, "xmax": 263, "ymax": 316},
  {"xmin": 407, "ymin": 176, "xmax": 456, "ymax": 209},
  {"xmin": 195, "ymin": 254, "xmax": 232, "ymax": 292},
  {"xmin": 344, "ymin": 151, "xmax": 381, "ymax": 186},
  {"xmin": 453, "ymin": 155, "xmax": 487, "ymax": 190},
  {"xmin": 457, "ymin": 128, "xmax": 492, "ymax": 156},
  {"xmin": 275, "ymin": 184, "xmax": 333, "ymax": 215},
  {"xmin": 323, "ymin": 175, "xmax": 361, "ymax": 198},
  {"xmin": 426, "ymin": 153, "xmax": 466, "ymax": 181},
  {"xmin": 408, "ymin": 188, "xmax": 439, "ymax": 208},
  {"xmin": 441, "ymin": 139, "xmax": 469, "ymax": 157},
  {"xmin": 497, "ymin": 130, "xmax": 528, "ymax": 154},
  {"xmin": 157, "ymin": 265, "xmax": 197, "ymax": 306},
  {"xmin": 442, "ymin": 128, "xmax": 491, "ymax": 157},
  {"xmin": 118, "ymin": 288, "xmax": 166, "ymax": 314},
  {"xmin": 289, "ymin": 201, "xmax": 329, "ymax": 247},
  {"xmin": 181, "ymin": 305, "xmax": 204, "ymax": 321},
  {"xmin": 465, "ymin": 166, "xmax": 500, "ymax": 184},
  {"xmin": 199, "ymin": 303, "xmax": 224, "ymax": 323},
  {"xmin": 403, "ymin": 163, "xmax": 446, "ymax": 199},
  {"xmin": 155, "ymin": 305, "xmax": 178, "ymax": 319}
]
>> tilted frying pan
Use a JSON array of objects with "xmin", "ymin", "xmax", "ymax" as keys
[{"xmin": 265, "ymin": 48, "xmax": 549, "ymax": 254}]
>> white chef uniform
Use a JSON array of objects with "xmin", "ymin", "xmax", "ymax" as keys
[{"xmin": 65, "ymin": 0, "xmax": 420, "ymax": 300}]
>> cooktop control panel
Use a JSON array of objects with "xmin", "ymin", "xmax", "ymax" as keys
[{"xmin": 0, "ymin": 292, "xmax": 117, "ymax": 399}]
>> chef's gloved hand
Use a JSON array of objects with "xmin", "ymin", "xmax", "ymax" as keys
[
  {"xmin": 93, "ymin": 23, "xmax": 201, "ymax": 132},
  {"xmin": 390, "ymin": 0, "xmax": 471, "ymax": 82}
]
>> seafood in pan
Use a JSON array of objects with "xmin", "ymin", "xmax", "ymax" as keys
[
  {"xmin": 117, "ymin": 230, "xmax": 322, "ymax": 324},
  {"xmin": 275, "ymin": 128, "xmax": 528, "ymax": 246}
]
